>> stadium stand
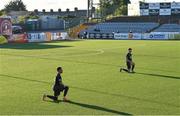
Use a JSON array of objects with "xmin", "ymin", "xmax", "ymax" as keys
[
  {"xmin": 153, "ymin": 24, "xmax": 180, "ymax": 32},
  {"xmin": 106, "ymin": 16, "xmax": 180, "ymax": 24},
  {"xmin": 78, "ymin": 15, "xmax": 180, "ymax": 39},
  {"xmin": 83, "ymin": 22, "xmax": 159, "ymax": 34}
]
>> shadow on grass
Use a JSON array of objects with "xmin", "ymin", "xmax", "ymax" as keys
[
  {"xmin": 47, "ymin": 39, "xmax": 84, "ymax": 43},
  {"xmin": 0, "ymin": 74, "xmax": 51, "ymax": 84},
  {"xmin": 0, "ymin": 43, "xmax": 72, "ymax": 50},
  {"xmin": 0, "ymin": 74, "xmax": 179, "ymax": 108},
  {"xmin": 44, "ymin": 100, "xmax": 132, "ymax": 115},
  {"xmin": 43, "ymin": 99, "xmax": 63, "ymax": 103},
  {"xmin": 67, "ymin": 100, "xmax": 132, "ymax": 115},
  {"xmin": 136, "ymin": 72, "xmax": 180, "ymax": 80}
]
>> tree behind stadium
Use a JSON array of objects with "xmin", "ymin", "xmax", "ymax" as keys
[
  {"xmin": 99, "ymin": 0, "xmax": 130, "ymax": 17},
  {"xmin": 4, "ymin": 0, "xmax": 27, "ymax": 12}
]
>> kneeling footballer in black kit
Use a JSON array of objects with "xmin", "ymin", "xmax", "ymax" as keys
[
  {"xmin": 120, "ymin": 48, "xmax": 135, "ymax": 73},
  {"xmin": 43, "ymin": 67, "xmax": 69, "ymax": 102}
]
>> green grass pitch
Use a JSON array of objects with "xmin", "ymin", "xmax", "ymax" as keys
[{"xmin": 0, "ymin": 40, "xmax": 180, "ymax": 115}]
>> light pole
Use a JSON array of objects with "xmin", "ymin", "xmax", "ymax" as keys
[
  {"xmin": 87, "ymin": 0, "xmax": 93, "ymax": 21},
  {"xmin": 87, "ymin": 0, "xmax": 101, "ymax": 22}
]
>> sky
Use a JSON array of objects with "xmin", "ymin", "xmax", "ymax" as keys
[{"xmin": 0, "ymin": 0, "xmax": 180, "ymax": 11}]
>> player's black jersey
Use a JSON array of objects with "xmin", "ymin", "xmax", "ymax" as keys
[
  {"xmin": 126, "ymin": 53, "xmax": 132, "ymax": 62},
  {"xmin": 55, "ymin": 73, "xmax": 62, "ymax": 86}
]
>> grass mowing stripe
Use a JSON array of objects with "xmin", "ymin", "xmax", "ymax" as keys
[
  {"xmin": 0, "ymin": 73, "xmax": 179, "ymax": 108},
  {"xmin": 1, "ymin": 53, "xmax": 180, "ymax": 74}
]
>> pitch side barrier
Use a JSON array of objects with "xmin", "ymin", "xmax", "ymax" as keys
[
  {"xmin": 27, "ymin": 32, "xmax": 69, "ymax": 42},
  {"xmin": 87, "ymin": 32, "xmax": 180, "ymax": 40},
  {"xmin": 95, "ymin": 32, "xmax": 180, "ymax": 40},
  {"xmin": 88, "ymin": 33, "xmax": 114, "ymax": 39},
  {"xmin": 6, "ymin": 32, "xmax": 68, "ymax": 43}
]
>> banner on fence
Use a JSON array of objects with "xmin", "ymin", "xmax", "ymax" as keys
[
  {"xmin": 114, "ymin": 33, "xmax": 128, "ymax": 39},
  {"xmin": 61, "ymin": 32, "xmax": 69, "ymax": 40},
  {"xmin": 28, "ymin": 33, "xmax": 46, "ymax": 42},
  {"xmin": 114, "ymin": 33, "xmax": 142, "ymax": 40},
  {"xmin": 171, "ymin": 2, "xmax": 180, "ymax": 9},
  {"xmin": 149, "ymin": 3, "xmax": 160, "ymax": 9},
  {"xmin": 88, "ymin": 33, "xmax": 114, "ymax": 39},
  {"xmin": 45, "ymin": 32, "xmax": 52, "ymax": 41},
  {"xmin": 8, "ymin": 34, "xmax": 28, "ymax": 43},
  {"xmin": 51, "ymin": 32, "xmax": 61, "ymax": 40},
  {"xmin": 27, "ymin": 32, "xmax": 68, "ymax": 42},
  {"xmin": 142, "ymin": 33, "xmax": 169, "ymax": 39}
]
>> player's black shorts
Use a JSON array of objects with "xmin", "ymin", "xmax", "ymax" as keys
[
  {"xmin": 126, "ymin": 62, "xmax": 131, "ymax": 70},
  {"xmin": 53, "ymin": 84, "xmax": 65, "ymax": 96}
]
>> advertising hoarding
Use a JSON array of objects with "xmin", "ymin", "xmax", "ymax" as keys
[
  {"xmin": 140, "ymin": 9, "xmax": 149, "ymax": 16},
  {"xmin": 171, "ymin": 9, "xmax": 180, "ymax": 15},
  {"xmin": 160, "ymin": 3, "xmax": 171, "ymax": 9},
  {"xmin": 149, "ymin": 3, "xmax": 160, "ymax": 9},
  {"xmin": 140, "ymin": 3, "xmax": 149, "ymax": 9},
  {"xmin": 0, "ymin": 18, "xmax": 12, "ymax": 36},
  {"xmin": 149, "ymin": 9, "xmax": 159, "ymax": 16},
  {"xmin": 160, "ymin": 9, "xmax": 171, "ymax": 15},
  {"xmin": 171, "ymin": 2, "xmax": 180, "ymax": 9}
]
